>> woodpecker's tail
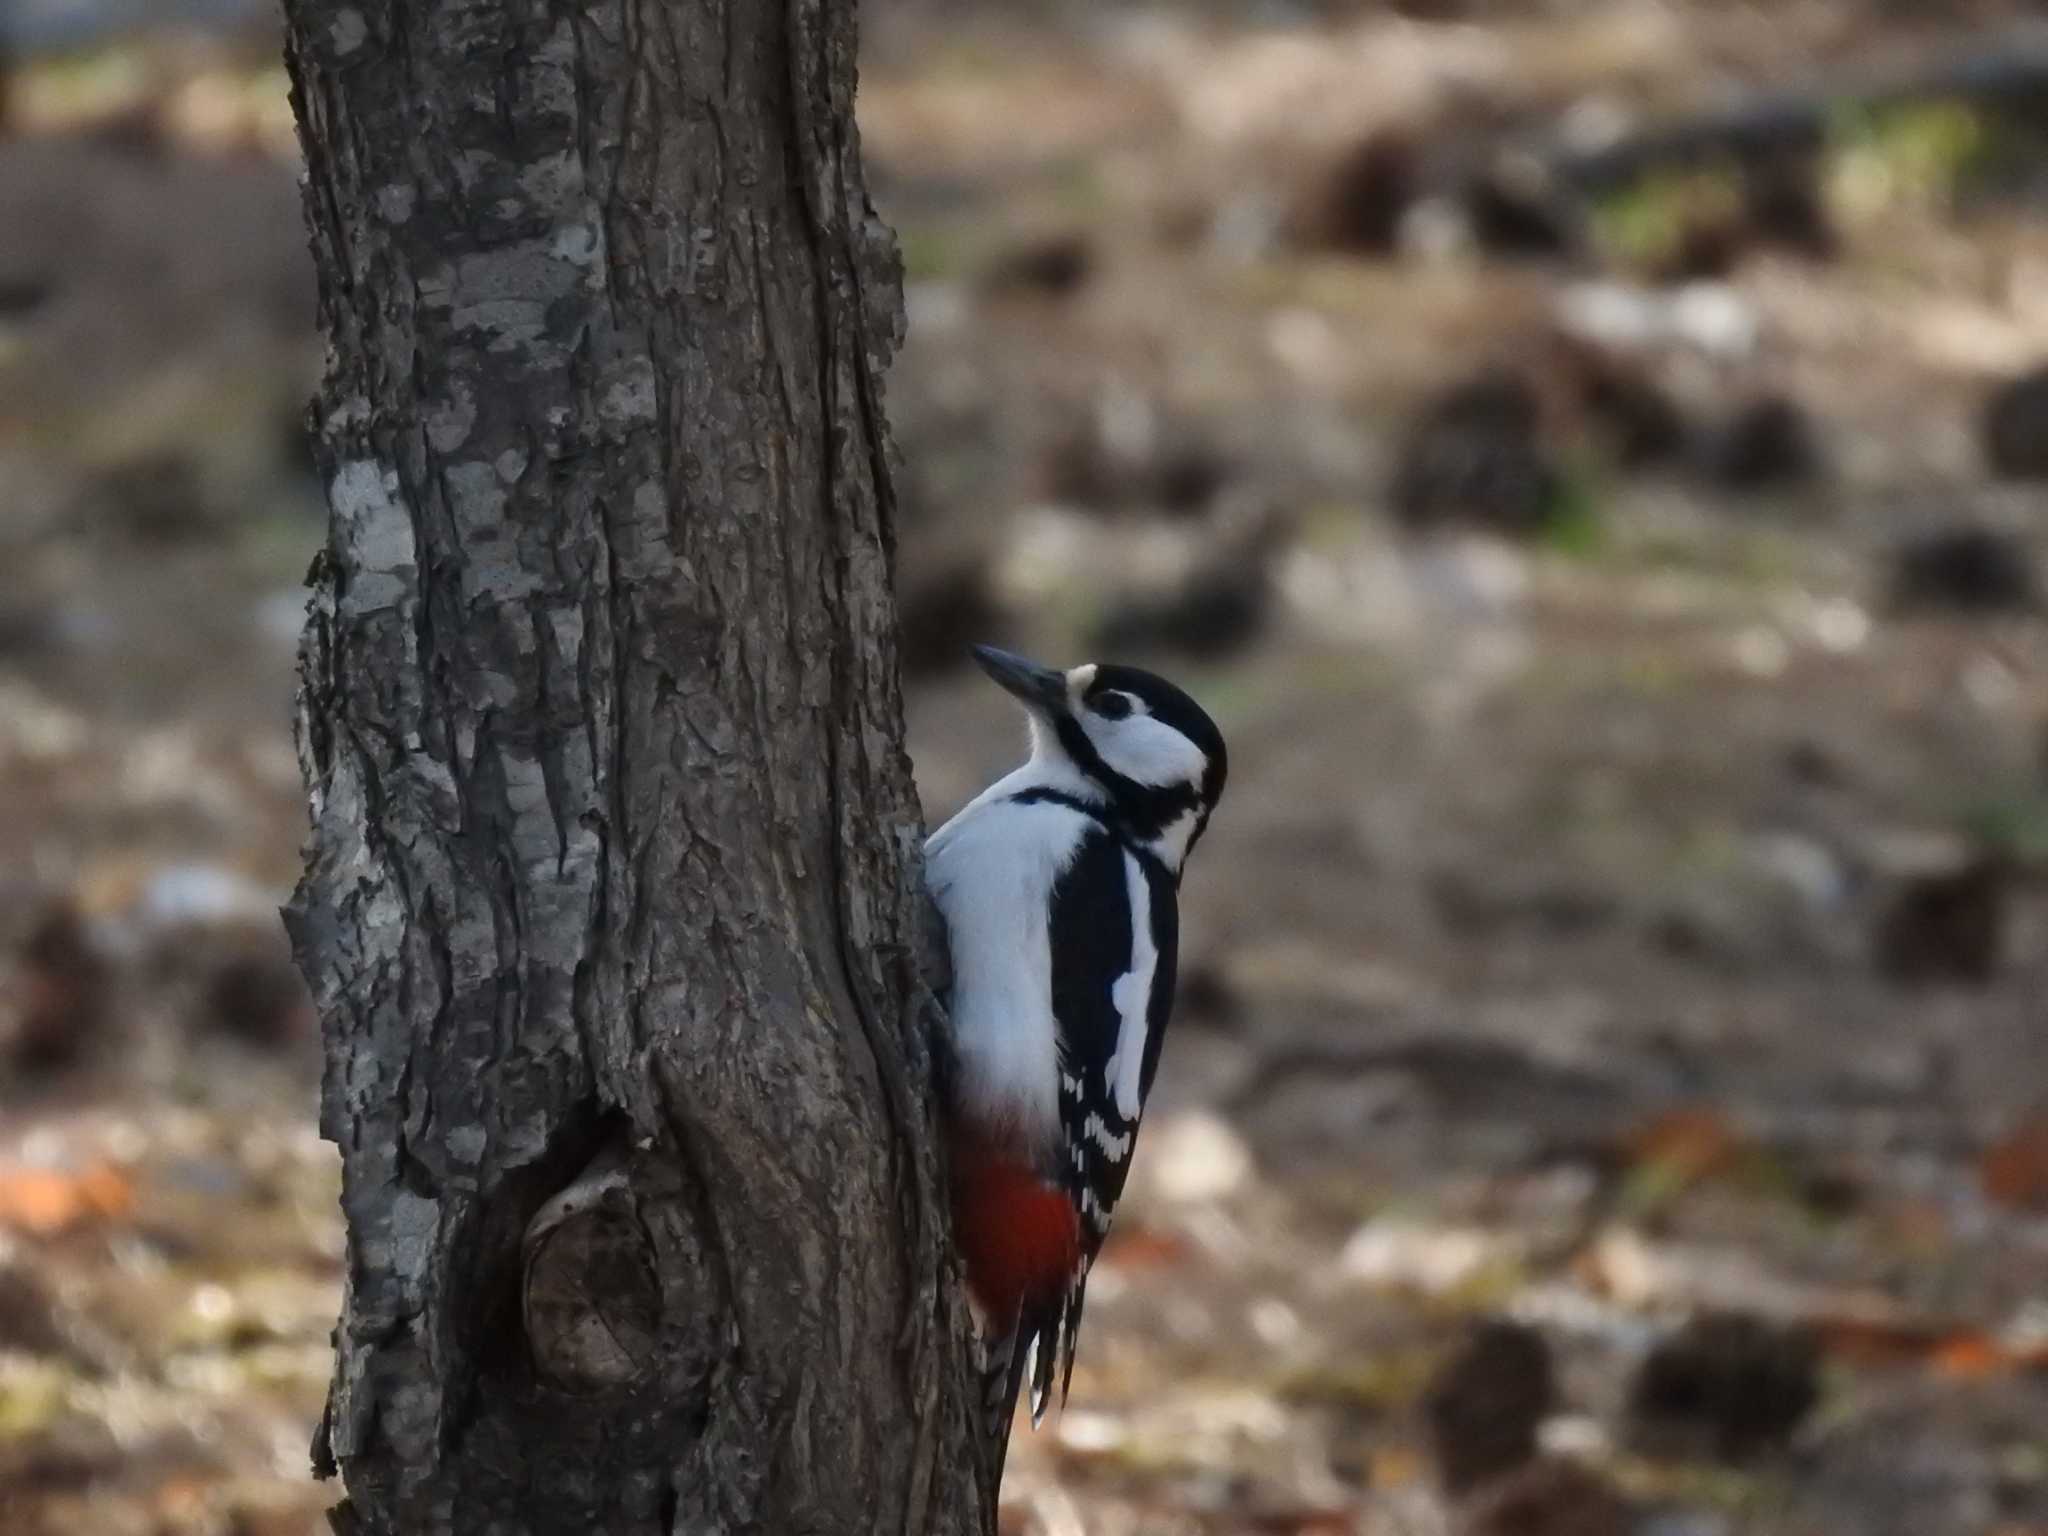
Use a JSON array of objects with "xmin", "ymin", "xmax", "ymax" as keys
[
  {"xmin": 980, "ymin": 1325, "xmax": 1025, "ymax": 1489},
  {"xmin": 982, "ymin": 1300, "xmax": 1079, "ymax": 1492},
  {"xmin": 981, "ymin": 1319, "xmax": 1054, "ymax": 1489}
]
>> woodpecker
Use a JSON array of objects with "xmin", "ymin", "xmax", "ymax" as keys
[{"xmin": 926, "ymin": 644, "xmax": 1227, "ymax": 1452}]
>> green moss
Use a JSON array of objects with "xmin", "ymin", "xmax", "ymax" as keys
[
  {"xmin": 895, "ymin": 222, "xmax": 974, "ymax": 282},
  {"xmin": 1273, "ymin": 1348, "xmax": 1442, "ymax": 1413},
  {"xmin": 1829, "ymin": 98, "xmax": 1992, "ymax": 212},
  {"xmin": 15, "ymin": 45, "xmax": 151, "ymax": 117},
  {"xmin": 0, "ymin": 1357, "xmax": 75, "ymax": 1441},
  {"xmin": 1538, "ymin": 458, "xmax": 1607, "ymax": 559},
  {"xmin": 1591, "ymin": 163, "xmax": 1743, "ymax": 270},
  {"xmin": 1960, "ymin": 793, "xmax": 2048, "ymax": 865},
  {"xmin": 1427, "ymin": 1254, "xmax": 1531, "ymax": 1314},
  {"xmin": 1619, "ymin": 652, "xmax": 1683, "ymax": 697},
  {"xmin": 1047, "ymin": 158, "xmax": 1110, "ymax": 218},
  {"xmin": 1609, "ymin": 1450, "xmax": 1778, "ymax": 1513}
]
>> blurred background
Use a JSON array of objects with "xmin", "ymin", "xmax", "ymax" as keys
[{"xmin": 5, "ymin": 1, "xmax": 2048, "ymax": 1532}]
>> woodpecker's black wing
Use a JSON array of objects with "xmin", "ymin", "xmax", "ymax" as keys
[{"xmin": 1029, "ymin": 824, "xmax": 1180, "ymax": 1417}]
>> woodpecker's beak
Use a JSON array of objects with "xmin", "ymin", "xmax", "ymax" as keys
[{"xmin": 971, "ymin": 644, "xmax": 1068, "ymax": 715}]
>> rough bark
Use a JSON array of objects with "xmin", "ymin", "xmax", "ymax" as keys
[{"xmin": 279, "ymin": 2, "xmax": 992, "ymax": 1531}]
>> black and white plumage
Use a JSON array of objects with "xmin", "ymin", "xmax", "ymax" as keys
[{"xmin": 926, "ymin": 644, "xmax": 1226, "ymax": 1455}]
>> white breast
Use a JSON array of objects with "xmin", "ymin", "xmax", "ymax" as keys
[{"xmin": 925, "ymin": 766, "xmax": 1098, "ymax": 1146}]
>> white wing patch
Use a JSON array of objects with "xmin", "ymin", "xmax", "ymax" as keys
[
  {"xmin": 1104, "ymin": 851, "xmax": 1157, "ymax": 1120},
  {"xmin": 1083, "ymin": 1112, "xmax": 1132, "ymax": 1160}
]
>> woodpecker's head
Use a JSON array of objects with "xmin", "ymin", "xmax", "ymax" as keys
[{"xmin": 972, "ymin": 644, "xmax": 1227, "ymax": 870}]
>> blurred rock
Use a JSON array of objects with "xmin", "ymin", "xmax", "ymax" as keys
[
  {"xmin": 0, "ymin": 271, "xmax": 54, "ymax": 319},
  {"xmin": 1875, "ymin": 857, "xmax": 2007, "ymax": 986},
  {"xmin": 0, "ymin": 1264, "xmax": 72, "ymax": 1357},
  {"xmin": 1291, "ymin": 129, "xmax": 1419, "ymax": 256},
  {"xmin": 1657, "ymin": 216, "xmax": 1746, "ymax": 285},
  {"xmin": 1702, "ymin": 395, "xmax": 1821, "ymax": 491},
  {"xmin": 897, "ymin": 555, "xmax": 1005, "ymax": 679},
  {"xmin": 1341, "ymin": 1218, "xmax": 1520, "ymax": 1297},
  {"xmin": 1053, "ymin": 1408, "xmax": 1130, "ymax": 1457},
  {"xmin": 1464, "ymin": 160, "xmax": 1578, "ymax": 260},
  {"xmin": 141, "ymin": 918, "xmax": 312, "ymax": 1054},
  {"xmin": 1891, "ymin": 527, "xmax": 2039, "ymax": 615},
  {"xmin": 8, "ymin": 0, "xmax": 281, "ymax": 58},
  {"xmin": 1529, "ymin": 330, "xmax": 1688, "ymax": 470},
  {"xmin": 1405, "ymin": 529, "xmax": 1532, "ymax": 620},
  {"xmin": 1628, "ymin": 1312, "xmax": 1820, "ymax": 1462},
  {"xmin": 1743, "ymin": 153, "xmax": 1836, "ymax": 261},
  {"xmin": 1556, "ymin": 280, "xmax": 1760, "ymax": 361},
  {"xmin": 1749, "ymin": 829, "xmax": 1852, "ymax": 919},
  {"xmin": 1392, "ymin": 371, "xmax": 1561, "ymax": 537},
  {"xmin": 1431, "ymin": 869, "xmax": 1618, "ymax": 939},
  {"xmin": 1983, "ymin": 365, "xmax": 2048, "ymax": 480},
  {"xmin": 199, "ymin": 943, "xmax": 313, "ymax": 1050},
  {"xmin": 131, "ymin": 862, "xmax": 283, "ymax": 933},
  {"xmin": 1573, "ymin": 351, "xmax": 1688, "ymax": 469},
  {"xmin": 0, "ymin": 134, "xmax": 315, "ymax": 430},
  {"xmin": 73, "ymin": 453, "xmax": 217, "ymax": 543},
  {"xmin": 1175, "ymin": 958, "xmax": 1242, "ymax": 1027},
  {"xmin": 1648, "ymin": 157, "xmax": 1835, "ymax": 282},
  {"xmin": 981, "ymin": 230, "xmax": 1093, "ymax": 299},
  {"xmin": 1139, "ymin": 1111, "xmax": 1253, "ymax": 1205},
  {"xmin": 1045, "ymin": 416, "xmax": 1131, "ymax": 510},
  {"xmin": 0, "ymin": 888, "xmax": 110, "ymax": 1076},
  {"xmin": 1043, "ymin": 397, "xmax": 1233, "ymax": 519},
  {"xmin": 1151, "ymin": 438, "xmax": 1233, "ymax": 520},
  {"xmin": 1794, "ymin": 1162, "xmax": 1867, "ymax": 1219},
  {"xmin": 0, "ymin": 604, "xmax": 63, "ymax": 659},
  {"xmin": 1425, "ymin": 1319, "xmax": 1556, "ymax": 1494},
  {"xmin": 1091, "ymin": 552, "xmax": 1270, "ymax": 660},
  {"xmin": 1151, "ymin": 195, "xmax": 1213, "ymax": 251},
  {"xmin": 1781, "ymin": 737, "xmax": 1850, "ymax": 788},
  {"xmin": 1648, "ymin": 901, "xmax": 1751, "ymax": 971}
]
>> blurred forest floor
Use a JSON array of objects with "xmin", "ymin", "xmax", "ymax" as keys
[{"xmin": 4, "ymin": 3, "xmax": 2048, "ymax": 1533}]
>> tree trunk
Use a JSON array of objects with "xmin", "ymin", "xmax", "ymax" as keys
[{"xmin": 280, "ymin": 2, "xmax": 992, "ymax": 1531}]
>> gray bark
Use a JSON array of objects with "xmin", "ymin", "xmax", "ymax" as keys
[{"xmin": 279, "ymin": 2, "xmax": 992, "ymax": 1531}]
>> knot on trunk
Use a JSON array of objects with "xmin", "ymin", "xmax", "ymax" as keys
[{"xmin": 521, "ymin": 1146, "xmax": 663, "ymax": 1394}]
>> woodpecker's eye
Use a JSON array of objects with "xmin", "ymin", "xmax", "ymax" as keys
[{"xmin": 1093, "ymin": 691, "xmax": 1134, "ymax": 720}]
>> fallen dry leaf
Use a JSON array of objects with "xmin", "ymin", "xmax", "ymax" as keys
[
  {"xmin": 1369, "ymin": 1444, "xmax": 1425, "ymax": 1489},
  {"xmin": 1929, "ymin": 1332, "xmax": 2006, "ymax": 1380},
  {"xmin": 1243, "ymin": 1505, "xmax": 1359, "ymax": 1535},
  {"xmin": 1624, "ymin": 1106, "xmax": 1749, "ymax": 1182},
  {"xmin": 0, "ymin": 1161, "xmax": 135, "ymax": 1235},
  {"xmin": 1981, "ymin": 1117, "xmax": 2048, "ymax": 1212},
  {"xmin": 1812, "ymin": 1314, "xmax": 2048, "ymax": 1378},
  {"xmin": 1097, "ymin": 1223, "xmax": 1192, "ymax": 1271}
]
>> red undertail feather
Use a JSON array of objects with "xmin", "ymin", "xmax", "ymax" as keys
[{"xmin": 949, "ymin": 1120, "xmax": 1081, "ymax": 1325}]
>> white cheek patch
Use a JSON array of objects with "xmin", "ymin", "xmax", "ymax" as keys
[{"xmin": 1082, "ymin": 711, "xmax": 1209, "ymax": 789}]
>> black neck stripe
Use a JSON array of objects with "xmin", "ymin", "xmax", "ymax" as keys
[{"xmin": 1007, "ymin": 787, "xmax": 1174, "ymax": 880}]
